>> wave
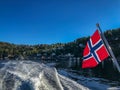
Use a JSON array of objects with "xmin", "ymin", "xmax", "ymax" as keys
[{"xmin": 0, "ymin": 61, "xmax": 88, "ymax": 90}]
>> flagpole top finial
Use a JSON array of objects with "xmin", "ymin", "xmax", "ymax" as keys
[{"xmin": 96, "ymin": 23, "xmax": 100, "ymax": 27}]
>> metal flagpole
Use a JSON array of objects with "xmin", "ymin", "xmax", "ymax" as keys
[{"xmin": 96, "ymin": 23, "xmax": 120, "ymax": 72}]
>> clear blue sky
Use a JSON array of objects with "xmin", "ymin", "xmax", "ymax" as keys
[{"xmin": 0, "ymin": 0, "xmax": 120, "ymax": 45}]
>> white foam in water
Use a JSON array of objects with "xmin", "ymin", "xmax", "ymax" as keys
[{"xmin": 0, "ymin": 61, "xmax": 88, "ymax": 90}]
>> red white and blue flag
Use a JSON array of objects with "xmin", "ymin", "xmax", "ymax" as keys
[{"xmin": 82, "ymin": 30, "xmax": 109, "ymax": 68}]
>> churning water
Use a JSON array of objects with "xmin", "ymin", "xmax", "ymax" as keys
[{"xmin": 0, "ymin": 60, "xmax": 88, "ymax": 90}]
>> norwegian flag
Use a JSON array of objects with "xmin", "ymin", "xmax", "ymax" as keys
[{"xmin": 82, "ymin": 30, "xmax": 109, "ymax": 68}]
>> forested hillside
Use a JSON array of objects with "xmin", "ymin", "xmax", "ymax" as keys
[{"xmin": 0, "ymin": 28, "xmax": 120, "ymax": 60}]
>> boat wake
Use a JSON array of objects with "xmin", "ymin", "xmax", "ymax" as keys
[{"xmin": 0, "ymin": 61, "xmax": 88, "ymax": 90}]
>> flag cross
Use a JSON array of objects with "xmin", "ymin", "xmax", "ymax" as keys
[
  {"xmin": 83, "ymin": 38, "xmax": 104, "ymax": 64},
  {"xmin": 82, "ymin": 30, "xmax": 109, "ymax": 68}
]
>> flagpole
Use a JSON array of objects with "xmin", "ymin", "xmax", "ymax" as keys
[{"xmin": 96, "ymin": 23, "xmax": 120, "ymax": 72}]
